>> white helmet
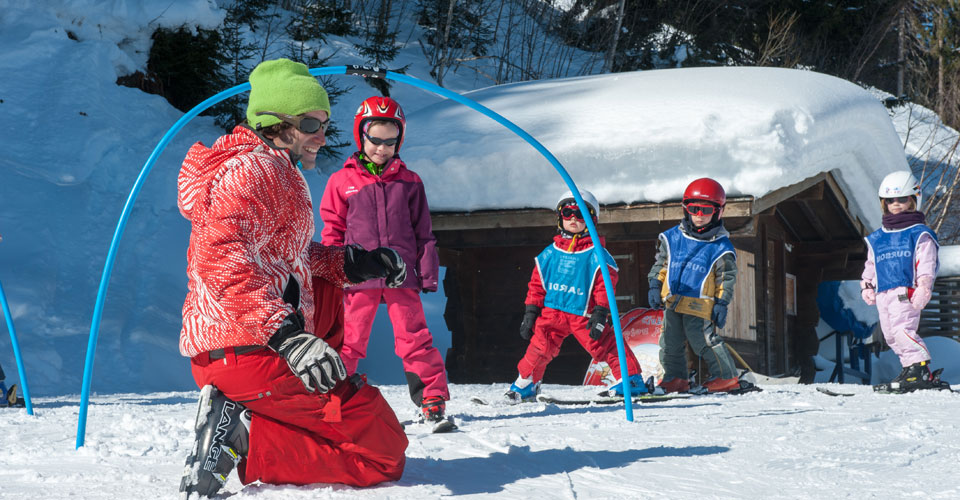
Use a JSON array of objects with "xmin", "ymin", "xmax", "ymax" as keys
[
  {"xmin": 878, "ymin": 170, "xmax": 922, "ymax": 210},
  {"xmin": 556, "ymin": 189, "xmax": 600, "ymax": 218}
]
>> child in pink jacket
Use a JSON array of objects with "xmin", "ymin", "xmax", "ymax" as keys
[
  {"xmin": 319, "ymin": 96, "xmax": 450, "ymax": 423},
  {"xmin": 861, "ymin": 171, "xmax": 946, "ymax": 393}
]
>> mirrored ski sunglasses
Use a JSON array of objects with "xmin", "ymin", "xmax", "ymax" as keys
[
  {"xmin": 256, "ymin": 111, "xmax": 330, "ymax": 134},
  {"xmin": 364, "ymin": 133, "xmax": 400, "ymax": 147},
  {"xmin": 683, "ymin": 203, "xmax": 718, "ymax": 216},
  {"xmin": 883, "ymin": 196, "xmax": 912, "ymax": 204},
  {"xmin": 560, "ymin": 204, "xmax": 595, "ymax": 220}
]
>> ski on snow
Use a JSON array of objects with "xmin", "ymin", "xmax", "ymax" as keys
[
  {"xmin": 816, "ymin": 387, "xmax": 855, "ymax": 397},
  {"xmin": 400, "ymin": 416, "xmax": 458, "ymax": 433}
]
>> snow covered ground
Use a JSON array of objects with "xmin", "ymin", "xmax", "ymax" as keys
[{"xmin": 2, "ymin": 381, "xmax": 959, "ymax": 499}]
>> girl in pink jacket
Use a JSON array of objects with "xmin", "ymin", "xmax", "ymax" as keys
[
  {"xmin": 861, "ymin": 171, "xmax": 946, "ymax": 393},
  {"xmin": 319, "ymin": 96, "xmax": 450, "ymax": 425}
]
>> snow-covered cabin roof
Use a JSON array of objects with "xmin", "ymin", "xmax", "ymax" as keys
[{"xmin": 404, "ymin": 67, "xmax": 907, "ymax": 230}]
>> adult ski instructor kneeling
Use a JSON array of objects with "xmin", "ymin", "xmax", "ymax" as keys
[{"xmin": 177, "ymin": 59, "xmax": 409, "ymax": 498}]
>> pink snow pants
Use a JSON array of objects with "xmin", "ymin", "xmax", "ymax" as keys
[
  {"xmin": 876, "ymin": 288, "xmax": 931, "ymax": 366},
  {"xmin": 342, "ymin": 287, "xmax": 450, "ymax": 404}
]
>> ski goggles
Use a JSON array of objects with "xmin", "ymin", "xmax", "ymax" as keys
[
  {"xmin": 256, "ymin": 111, "xmax": 330, "ymax": 134},
  {"xmin": 364, "ymin": 133, "xmax": 400, "ymax": 147},
  {"xmin": 883, "ymin": 196, "xmax": 912, "ymax": 204},
  {"xmin": 560, "ymin": 205, "xmax": 595, "ymax": 220},
  {"xmin": 683, "ymin": 203, "xmax": 718, "ymax": 216}
]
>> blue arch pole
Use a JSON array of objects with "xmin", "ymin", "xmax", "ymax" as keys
[
  {"xmin": 76, "ymin": 65, "xmax": 634, "ymax": 448},
  {"xmin": 0, "ymin": 279, "xmax": 33, "ymax": 415}
]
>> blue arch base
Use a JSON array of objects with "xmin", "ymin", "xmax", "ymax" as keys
[
  {"xmin": 0, "ymin": 279, "xmax": 33, "ymax": 415},
  {"xmin": 75, "ymin": 65, "xmax": 635, "ymax": 448}
]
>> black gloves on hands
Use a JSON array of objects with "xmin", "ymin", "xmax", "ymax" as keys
[
  {"xmin": 344, "ymin": 245, "xmax": 407, "ymax": 288},
  {"xmin": 587, "ymin": 305, "xmax": 610, "ymax": 340},
  {"xmin": 268, "ymin": 312, "xmax": 347, "ymax": 393},
  {"xmin": 647, "ymin": 279, "xmax": 663, "ymax": 309},
  {"xmin": 519, "ymin": 304, "xmax": 541, "ymax": 340},
  {"xmin": 711, "ymin": 300, "xmax": 729, "ymax": 329}
]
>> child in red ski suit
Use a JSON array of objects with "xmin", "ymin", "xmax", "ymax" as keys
[
  {"xmin": 861, "ymin": 170, "xmax": 945, "ymax": 392},
  {"xmin": 177, "ymin": 59, "xmax": 408, "ymax": 498},
  {"xmin": 505, "ymin": 189, "xmax": 645, "ymax": 403},
  {"xmin": 319, "ymin": 96, "xmax": 450, "ymax": 423}
]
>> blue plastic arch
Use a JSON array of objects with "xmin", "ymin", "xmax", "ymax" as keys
[
  {"xmin": 76, "ymin": 65, "xmax": 635, "ymax": 448},
  {"xmin": 0, "ymin": 278, "xmax": 33, "ymax": 415}
]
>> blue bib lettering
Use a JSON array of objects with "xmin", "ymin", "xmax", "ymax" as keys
[
  {"xmin": 662, "ymin": 226, "xmax": 735, "ymax": 299},
  {"xmin": 535, "ymin": 243, "xmax": 618, "ymax": 316},
  {"xmin": 865, "ymin": 224, "xmax": 938, "ymax": 292}
]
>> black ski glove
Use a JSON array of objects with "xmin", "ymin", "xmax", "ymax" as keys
[
  {"xmin": 587, "ymin": 305, "xmax": 610, "ymax": 340},
  {"xmin": 647, "ymin": 279, "xmax": 663, "ymax": 309},
  {"xmin": 268, "ymin": 312, "xmax": 347, "ymax": 393},
  {"xmin": 519, "ymin": 304, "xmax": 541, "ymax": 340},
  {"xmin": 711, "ymin": 300, "xmax": 729, "ymax": 329},
  {"xmin": 344, "ymin": 245, "xmax": 407, "ymax": 288}
]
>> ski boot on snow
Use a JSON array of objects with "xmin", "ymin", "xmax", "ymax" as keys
[
  {"xmin": 703, "ymin": 376, "xmax": 741, "ymax": 393},
  {"xmin": 605, "ymin": 374, "xmax": 649, "ymax": 397},
  {"xmin": 504, "ymin": 381, "xmax": 541, "ymax": 404},
  {"xmin": 179, "ymin": 385, "xmax": 250, "ymax": 499},
  {"xmin": 421, "ymin": 396, "xmax": 446, "ymax": 423},
  {"xmin": 874, "ymin": 361, "xmax": 950, "ymax": 393},
  {"xmin": 658, "ymin": 377, "xmax": 691, "ymax": 394}
]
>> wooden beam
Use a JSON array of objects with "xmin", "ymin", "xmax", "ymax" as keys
[
  {"xmin": 796, "ymin": 239, "xmax": 865, "ymax": 256},
  {"xmin": 431, "ymin": 198, "xmax": 754, "ymax": 231},
  {"xmin": 797, "ymin": 200, "xmax": 831, "ymax": 241},
  {"xmin": 824, "ymin": 170, "xmax": 867, "ymax": 236},
  {"xmin": 753, "ymin": 172, "xmax": 826, "ymax": 214}
]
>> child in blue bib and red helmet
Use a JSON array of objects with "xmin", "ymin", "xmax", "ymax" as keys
[
  {"xmin": 648, "ymin": 178, "xmax": 740, "ymax": 394},
  {"xmin": 862, "ymin": 170, "xmax": 947, "ymax": 393},
  {"xmin": 504, "ymin": 189, "xmax": 646, "ymax": 403}
]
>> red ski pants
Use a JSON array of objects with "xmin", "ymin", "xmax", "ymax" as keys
[
  {"xmin": 191, "ymin": 348, "xmax": 407, "ymax": 487},
  {"xmin": 342, "ymin": 287, "xmax": 449, "ymax": 404},
  {"xmin": 518, "ymin": 307, "xmax": 642, "ymax": 383}
]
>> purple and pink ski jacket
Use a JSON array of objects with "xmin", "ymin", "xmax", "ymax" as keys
[{"xmin": 319, "ymin": 153, "xmax": 439, "ymax": 291}]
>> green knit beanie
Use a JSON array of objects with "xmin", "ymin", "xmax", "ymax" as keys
[{"xmin": 245, "ymin": 58, "xmax": 331, "ymax": 129}]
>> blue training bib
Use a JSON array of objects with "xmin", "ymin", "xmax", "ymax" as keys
[
  {"xmin": 535, "ymin": 243, "xmax": 617, "ymax": 316},
  {"xmin": 865, "ymin": 224, "xmax": 938, "ymax": 292},
  {"xmin": 662, "ymin": 226, "xmax": 735, "ymax": 299}
]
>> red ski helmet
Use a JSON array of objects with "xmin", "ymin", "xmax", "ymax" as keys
[
  {"xmin": 683, "ymin": 178, "xmax": 726, "ymax": 206},
  {"xmin": 354, "ymin": 96, "xmax": 406, "ymax": 152}
]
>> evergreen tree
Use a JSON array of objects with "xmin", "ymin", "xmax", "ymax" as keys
[
  {"xmin": 416, "ymin": 0, "xmax": 495, "ymax": 86},
  {"xmin": 284, "ymin": 0, "xmax": 357, "ymax": 161}
]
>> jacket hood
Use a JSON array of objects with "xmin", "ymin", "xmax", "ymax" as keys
[{"xmin": 177, "ymin": 126, "xmax": 290, "ymax": 221}]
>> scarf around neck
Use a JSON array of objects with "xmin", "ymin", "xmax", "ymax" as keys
[{"xmin": 882, "ymin": 211, "xmax": 925, "ymax": 230}]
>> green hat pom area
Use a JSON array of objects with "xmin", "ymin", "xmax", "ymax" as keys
[{"xmin": 245, "ymin": 58, "xmax": 331, "ymax": 129}]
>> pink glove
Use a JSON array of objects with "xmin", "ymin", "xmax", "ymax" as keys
[
  {"xmin": 911, "ymin": 276, "xmax": 934, "ymax": 310},
  {"xmin": 860, "ymin": 280, "xmax": 876, "ymax": 305}
]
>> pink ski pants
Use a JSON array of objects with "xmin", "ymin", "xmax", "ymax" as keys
[{"xmin": 342, "ymin": 287, "xmax": 450, "ymax": 404}]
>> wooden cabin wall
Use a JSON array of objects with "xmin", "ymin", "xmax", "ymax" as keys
[{"xmin": 440, "ymin": 233, "xmax": 661, "ymax": 385}]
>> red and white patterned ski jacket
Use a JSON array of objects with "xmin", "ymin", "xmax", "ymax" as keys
[{"xmin": 177, "ymin": 125, "xmax": 349, "ymax": 358}]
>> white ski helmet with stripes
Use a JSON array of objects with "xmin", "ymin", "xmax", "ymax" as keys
[
  {"xmin": 556, "ymin": 189, "xmax": 600, "ymax": 219},
  {"xmin": 878, "ymin": 170, "xmax": 922, "ymax": 210}
]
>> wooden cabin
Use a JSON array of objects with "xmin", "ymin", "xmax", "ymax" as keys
[{"xmin": 433, "ymin": 170, "xmax": 869, "ymax": 384}]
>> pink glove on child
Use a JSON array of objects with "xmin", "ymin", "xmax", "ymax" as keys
[
  {"xmin": 860, "ymin": 281, "xmax": 876, "ymax": 305},
  {"xmin": 911, "ymin": 276, "xmax": 934, "ymax": 310}
]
